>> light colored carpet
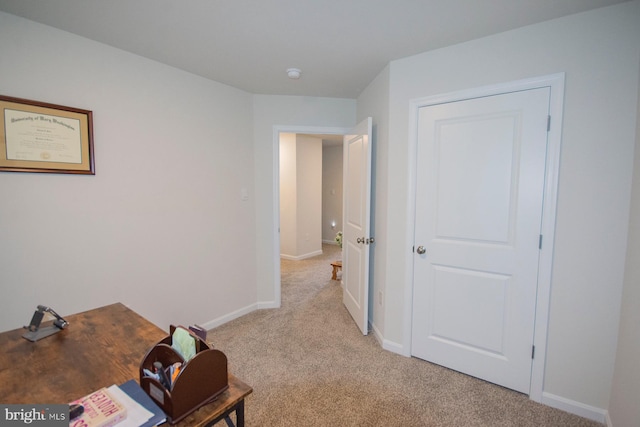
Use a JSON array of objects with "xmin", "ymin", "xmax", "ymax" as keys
[{"xmin": 208, "ymin": 244, "xmax": 602, "ymax": 426}]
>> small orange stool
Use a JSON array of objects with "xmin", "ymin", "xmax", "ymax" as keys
[{"xmin": 330, "ymin": 261, "xmax": 342, "ymax": 280}]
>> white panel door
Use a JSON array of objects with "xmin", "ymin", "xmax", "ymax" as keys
[
  {"xmin": 343, "ymin": 117, "xmax": 372, "ymax": 335},
  {"xmin": 411, "ymin": 88, "xmax": 550, "ymax": 393}
]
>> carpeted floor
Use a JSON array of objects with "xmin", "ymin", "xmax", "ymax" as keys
[{"xmin": 208, "ymin": 244, "xmax": 602, "ymax": 426}]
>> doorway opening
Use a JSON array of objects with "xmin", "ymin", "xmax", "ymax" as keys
[
  {"xmin": 272, "ymin": 126, "xmax": 349, "ymax": 308},
  {"xmin": 279, "ymin": 133, "xmax": 344, "ymax": 262}
]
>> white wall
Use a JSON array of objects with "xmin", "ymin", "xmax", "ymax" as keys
[
  {"xmin": 322, "ymin": 144, "xmax": 343, "ymax": 243},
  {"xmin": 279, "ymin": 133, "xmax": 297, "ymax": 257},
  {"xmin": 358, "ymin": 1, "xmax": 640, "ymax": 417},
  {"xmin": 295, "ymin": 135, "xmax": 323, "ymax": 258},
  {"xmin": 608, "ymin": 57, "xmax": 640, "ymax": 427},
  {"xmin": 356, "ymin": 65, "xmax": 391, "ymax": 344},
  {"xmin": 253, "ymin": 95, "xmax": 356, "ymax": 305},
  {"xmin": 0, "ymin": 12, "xmax": 256, "ymax": 332},
  {"xmin": 368, "ymin": 0, "xmax": 640, "ymax": 417},
  {"xmin": 0, "ymin": 11, "xmax": 359, "ymax": 329},
  {"xmin": 279, "ymin": 134, "xmax": 323, "ymax": 259}
]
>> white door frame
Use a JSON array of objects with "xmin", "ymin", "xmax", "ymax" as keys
[
  {"xmin": 405, "ymin": 73, "xmax": 565, "ymax": 402},
  {"xmin": 272, "ymin": 125, "xmax": 351, "ymax": 308}
]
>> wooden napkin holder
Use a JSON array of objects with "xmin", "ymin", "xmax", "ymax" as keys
[{"xmin": 139, "ymin": 325, "xmax": 228, "ymax": 424}]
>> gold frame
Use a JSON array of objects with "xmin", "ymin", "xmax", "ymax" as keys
[{"xmin": 0, "ymin": 95, "xmax": 94, "ymax": 174}]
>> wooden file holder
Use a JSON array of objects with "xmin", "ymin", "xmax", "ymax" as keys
[{"xmin": 139, "ymin": 325, "xmax": 229, "ymax": 424}]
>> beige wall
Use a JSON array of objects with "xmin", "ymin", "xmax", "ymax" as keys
[
  {"xmin": 294, "ymin": 135, "xmax": 323, "ymax": 259},
  {"xmin": 608, "ymin": 53, "xmax": 640, "ymax": 427},
  {"xmin": 279, "ymin": 133, "xmax": 298, "ymax": 257},
  {"xmin": 253, "ymin": 95, "xmax": 356, "ymax": 305},
  {"xmin": 0, "ymin": 11, "xmax": 256, "ymax": 331},
  {"xmin": 278, "ymin": 134, "xmax": 323, "ymax": 260},
  {"xmin": 322, "ymin": 144, "xmax": 343, "ymax": 244}
]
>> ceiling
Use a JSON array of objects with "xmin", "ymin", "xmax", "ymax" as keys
[{"xmin": 0, "ymin": 0, "xmax": 630, "ymax": 99}]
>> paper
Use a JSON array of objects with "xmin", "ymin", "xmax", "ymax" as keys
[
  {"xmin": 171, "ymin": 327, "xmax": 196, "ymax": 362},
  {"xmin": 4, "ymin": 109, "xmax": 82, "ymax": 164}
]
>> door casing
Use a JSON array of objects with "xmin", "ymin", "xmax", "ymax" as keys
[{"xmin": 405, "ymin": 73, "xmax": 565, "ymax": 402}]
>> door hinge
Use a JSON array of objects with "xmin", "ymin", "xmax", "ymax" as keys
[
  {"xmin": 539, "ymin": 234, "xmax": 543, "ymax": 249},
  {"xmin": 532, "ymin": 345, "xmax": 535, "ymax": 359},
  {"xmin": 412, "ymin": 245, "xmax": 415, "ymax": 253},
  {"xmin": 547, "ymin": 115, "xmax": 551, "ymax": 132}
]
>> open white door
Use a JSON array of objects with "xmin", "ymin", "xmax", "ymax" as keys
[{"xmin": 342, "ymin": 117, "xmax": 373, "ymax": 335}]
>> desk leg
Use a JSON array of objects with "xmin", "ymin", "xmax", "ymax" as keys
[
  {"xmin": 211, "ymin": 400, "xmax": 246, "ymax": 427},
  {"xmin": 236, "ymin": 400, "xmax": 245, "ymax": 427}
]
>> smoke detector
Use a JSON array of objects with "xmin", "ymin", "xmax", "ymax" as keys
[{"xmin": 286, "ymin": 68, "xmax": 302, "ymax": 79}]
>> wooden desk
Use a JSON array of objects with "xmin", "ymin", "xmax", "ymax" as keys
[{"xmin": 0, "ymin": 303, "xmax": 252, "ymax": 427}]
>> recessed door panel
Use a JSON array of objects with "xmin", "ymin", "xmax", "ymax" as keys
[
  {"xmin": 431, "ymin": 266, "xmax": 510, "ymax": 355},
  {"xmin": 435, "ymin": 114, "xmax": 519, "ymax": 244}
]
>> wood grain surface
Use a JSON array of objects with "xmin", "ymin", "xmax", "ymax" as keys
[{"xmin": 0, "ymin": 303, "xmax": 252, "ymax": 426}]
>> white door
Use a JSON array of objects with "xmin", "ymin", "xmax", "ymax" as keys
[
  {"xmin": 343, "ymin": 117, "xmax": 373, "ymax": 335},
  {"xmin": 411, "ymin": 88, "xmax": 550, "ymax": 393}
]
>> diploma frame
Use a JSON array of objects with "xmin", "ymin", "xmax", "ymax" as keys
[{"xmin": 0, "ymin": 95, "xmax": 94, "ymax": 174}]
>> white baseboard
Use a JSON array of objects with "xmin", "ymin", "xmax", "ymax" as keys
[
  {"xmin": 200, "ymin": 299, "xmax": 280, "ymax": 331},
  {"xmin": 200, "ymin": 303, "xmax": 258, "ymax": 330},
  {"xmin": 370, "ymin": 322, "xmax": 409, "ymax": 357},
  {"xmin": 369, "ymin": 329, "xmax": 608, "ymax": 423},
  {"xmin": 257, "ymin": 300, "xmax": 280, "ymax": 309},
  {"xmin": 322, "ymin": 239, "xmax": 340, "ymax": 245},
  {"xmin": 541, "ymin": 392, "xmax": 608, "ymax": 424},
  {"xmin": 371, "ymin": 322, "xmax": 383, "ymax": 345},
  {"xmin": 605, "ymin": 411, "xmax": 613, "ymax": 427},
  {"xmin": 280, "ymin": 249, "xmax": 323, "ymax": 261},
  {"xmin": 382, "ymin": 338, "xmax": 408, "ymax": 356}
]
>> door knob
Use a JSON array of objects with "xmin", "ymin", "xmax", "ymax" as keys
[
  {"xmin": 416, "ymin": 246, "xmax": 426, "ymax": 255},
  {"xmin": 357, "ymin": 237, "xmax": 365, "ymax": 244}
]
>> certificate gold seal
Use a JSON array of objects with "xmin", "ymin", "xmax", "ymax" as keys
[{"xmin": 40, "ymin": 152, "xmax": 51, "ymax": 160}]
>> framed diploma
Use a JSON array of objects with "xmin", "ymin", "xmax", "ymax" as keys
[{"xmin": 0, "ymin": 95, "xmax": 94, "ymax": 174}]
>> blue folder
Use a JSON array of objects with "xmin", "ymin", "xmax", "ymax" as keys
[{"xmin": 119, "ymin": 379, "xmax": 167, "ymax": 427}]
